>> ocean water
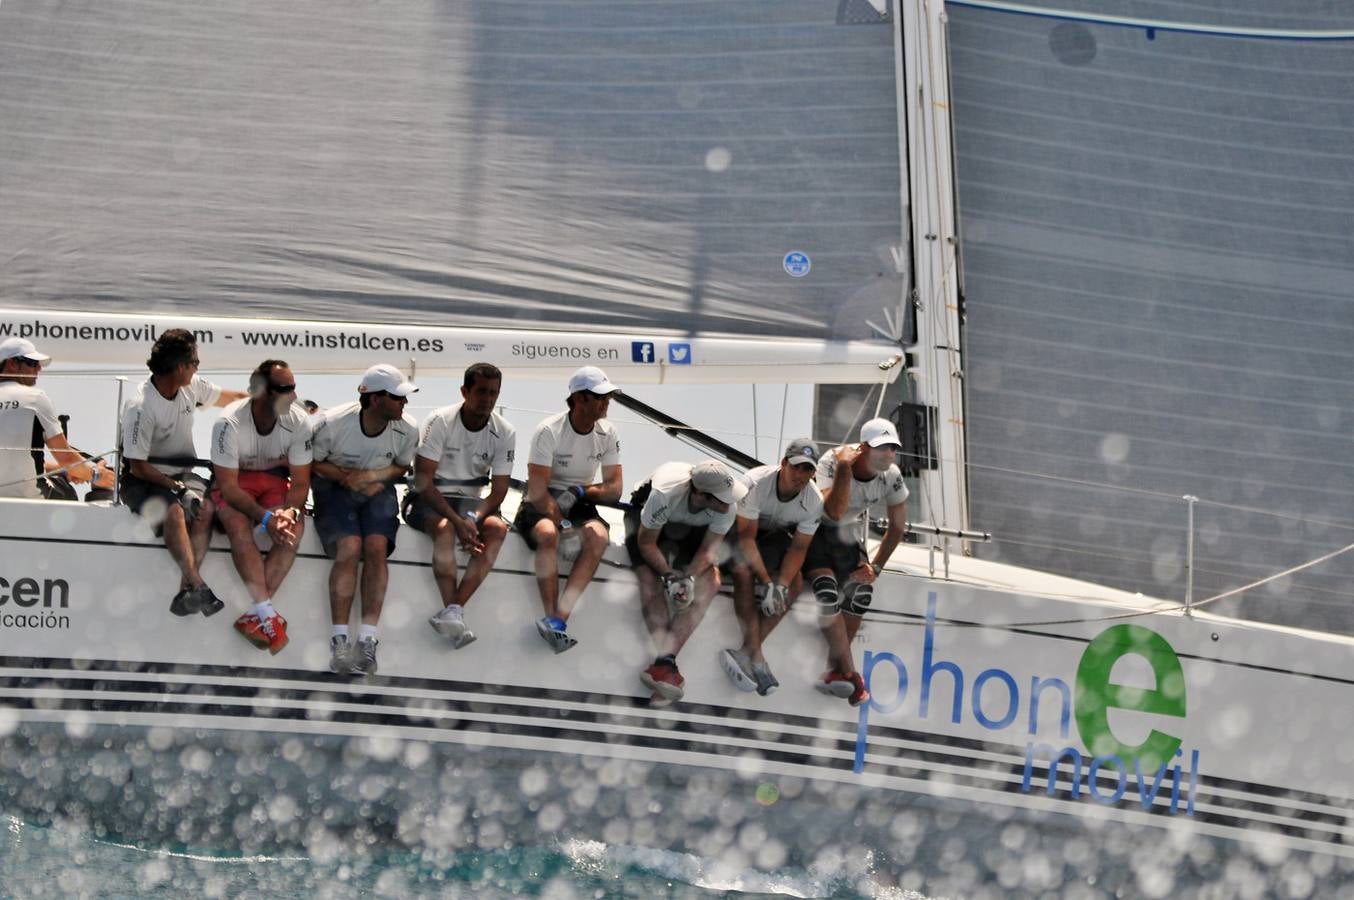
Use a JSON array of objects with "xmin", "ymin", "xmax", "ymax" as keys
[{"xmin": 4, "ymin": 727, "xmax": 1354, "ymax": 899}]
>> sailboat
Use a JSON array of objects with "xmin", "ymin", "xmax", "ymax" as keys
[{"xmin": 2, "ymin": 0, "xmax": 1353, "ymax": 870}]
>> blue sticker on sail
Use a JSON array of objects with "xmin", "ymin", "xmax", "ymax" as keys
[
  {"xmin": 783, "ymin": 251, "xmax": 811, "ymax": 277},
  {"xmin": 631, "ymin": 341, "xmax": 655, "ymax": 363},
  {"xmin": 668, "ymin": 343, "xmax": 691, "ymax": 364}
]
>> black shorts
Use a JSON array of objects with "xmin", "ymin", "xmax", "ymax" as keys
[
  {"xmin": 804, "ymin": 522, "xmax": 869, "ymax": 582},
  {"xmin": 624, "ymin": 515, "xmax": 709, "ymax": 571},
  {"xmin": 512, "ymin": 496, "xmax": 607, "ymax": 551},
  {"xmin": 402, "ymin": 492, "xmax": 500, "ymax": 532},
  {"xmin": 722, "ymin": 528, "xmax": 798, "ymax": 578},
  {"xmin": 121, "ymin": 471, "xmax": 209, "ymax": 535}
]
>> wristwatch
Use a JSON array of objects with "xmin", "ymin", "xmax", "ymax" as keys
[{"xmin": 465, "ymin": 510, "xmax": 479, "ymax": 524}]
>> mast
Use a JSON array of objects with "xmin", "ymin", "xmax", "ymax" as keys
[{"xmin": 897, "ymin": 0, "xmax": 968, "ymax": 532}]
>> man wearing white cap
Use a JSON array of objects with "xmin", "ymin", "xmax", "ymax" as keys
[
  {"xmin": 624, "ymin": 459, "xmax": 743, "ymax": 704},
  {"xmin": 311, "ymin": 363, "xmax": 419, "ymax": 676},
  {"xmin": 0, "ymin": 337, "xmax": 98, "ymax": 499},
  {"xmin": 804, "ymin": 417, "xmax": 910, "ymax": 707},
  {"xmin": 515, "ymin": 365, "xmax": 623, "ymax": 653},
  {"xmin": 121, "ymin": 328, "xmax": 248, "ymax": 618},
  {"xmin": 719, "ymin": 438, "xmax": 825, "ymax": 697}
]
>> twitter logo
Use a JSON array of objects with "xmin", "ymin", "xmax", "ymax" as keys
[{"xmin": 668, "ymin": 343, "xmax": 692, "ymax": 364}]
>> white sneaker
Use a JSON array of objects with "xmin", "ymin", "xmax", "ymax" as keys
[
  {"xmin": 429, "ymin": 605, "xmax": 468, "ymax": 640},
  {"xmin": 718, "ymin": 649, "xmax": 758, "ymax": 693}
]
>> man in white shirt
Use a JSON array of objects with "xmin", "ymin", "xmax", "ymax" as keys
[
  {"xmin": 210, "ymin": 359, "xmax": 312, "ymax": 655},
  {"xmin": 120, "ymin": 328, "xmax": 247, "ymax": 618},
  {"xmin": 0, "ymin": 338, "xmax": 97, "ymax": 499},
  {"xmin": 514, "ymin": 366, "xmax": 622, "ymax": 653},
  {"xmin": 624, "ymin": 460, "xmax": 743, "ymax": 704},
  {"xmin": 311, "ymin": 364, "xmax": 419, "ymax": 676},
  {"xmin": 806, "ymin": 418, "xmax": 910, "ymax": 707},
  {"xmin": 405, "ymin": 362, "xmax": 515, "ymax": 649},
  {"xmin": 719, "ymin": 439, "xmax": 824, "ymax": 697}
]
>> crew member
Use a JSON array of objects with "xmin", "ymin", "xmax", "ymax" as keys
[{"xmin": 0, "ymin": 338, "xmax": 99, "ymax": 500}]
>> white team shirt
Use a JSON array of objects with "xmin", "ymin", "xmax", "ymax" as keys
[
  {"xmin": 639, "ymin": 461, "xmax": 737, "ymax": 536},
  {"xmin": 210, "ymin": 398, "xmax": 313, "ymax": 472},
  {"xmin": 527, "ymin": 410, "xmax": 620, "ymax": 492},
  {"xmin": 121, "ymin": 375, "xmax": 224, "ymax": 477},
  {"xmin": 417, "ymin": 403, "xmax": 516, "ymax": 499},
  {"xmin": 0, "ymin": 382, "xmax": 61, "ymax": 500},
  {"xmin": 736, "ymin": 464, "xmax": 823, "ymax": 536},
  {"xmin": 815, "ymin": 448, "xmax": 909, "ymax": 529},
  {"xmin": 311, "ymin": 401, "xmax": 417, "ymax": 473}
]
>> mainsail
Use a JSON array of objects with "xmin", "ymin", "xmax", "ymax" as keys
[
  {"xmin": 0, "ymin": 1, "xmax": 906, "ymax": 347},
  {"xmin": 950, "ymin": 3, "xmax": 1354, "ymax": 631}
]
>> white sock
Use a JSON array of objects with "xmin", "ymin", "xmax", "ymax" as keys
[
  {"xmin": 445, "ymin": 603, "xmax": 464, "ymax": 616},
  {"xmin": 251, "ymin": 600, "xmax": 276, "ymax": 620},
  {"xmin": 332, "ymin": 625, "xmax": 349, "ymax": 640},
  {"xmin": 358, "ymin": 624, "xmax": 379, "ymax": 641}
]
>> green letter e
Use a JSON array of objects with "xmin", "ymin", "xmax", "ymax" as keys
[{"xmin": 1074, "ymin": 624, "xmax": 1185, "ymax": 772}]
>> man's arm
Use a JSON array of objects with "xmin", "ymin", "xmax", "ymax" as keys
[
  {"xmin": 526, "ymin": 463, "xmax": 561, "ymax": 522},
  {"xmin": 283, "ymin": 463, "xmax": 311, "ymax": 512},
  {"xmin": 871, "ymin": 500, "xmax": 907, "ymax": 573},
  {"xmin": 735, "ymin": 515, "xmax": 771, "ymax": 584},
  {"xmin": 688, "ymin": 527, "xmax": 726, "ymax": 577},
  {"xmin": 414, "ymin": 455, "xmax": 460, "ymax": 521},
  {"xmin": 637, "ymin": 525, "xmax": 672, "ymax": 575},
  {"xmin": 128, "ymin": 459, "xmax": 184, "ymax": 492},
  {"xmin": 585, "ymin": 463, "xmax": 623, "ymax": 505},
  {"xmin": 43, "ymin": 434, "xmax": 93, "ymax": 483},
  {"xmin": 481, "ymin": 473, "xmax": 511, "ymax": 519},
  {"xmin": 213, "ymin": 389, "xmax": 249, "ymax": 408},
  {"xmin": 778, "ymin": 530, "xmax": 815, "ymax": 586},
  {"xmin": 821, "ymin": 446, "xmax": 860, "ymax": 521}
]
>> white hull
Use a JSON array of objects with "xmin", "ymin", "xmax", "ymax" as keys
[{"xmin": 2, "ymin": 497, "xmax": 1352, "ymax": 858}]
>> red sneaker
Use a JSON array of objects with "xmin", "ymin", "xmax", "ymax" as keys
[
  {"xmin": 262, "ymin": 613, "xmax": 289, "ymax": 655},
  {"xmin": 814, "ymin": 670, "xmax": 856, "ymax": 699},
  {"xmin": 640, "ymin": 661, "xmax": 685, "ymax": 701},
  {"xmin": 233, "ymin": 613, "xmax": 270, "ymax": 650},
  {"xmin": 847, "ymin": 672, "xmax": 870, "ymax": 708}
]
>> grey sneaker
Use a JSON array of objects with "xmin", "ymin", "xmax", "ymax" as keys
[
  {"xmin": 351, "ymin": 637, "xmax": 378, "ymax": 675},
  {"xmin": 752, "ymin": 661, "xmax": 780, "ymax": 697},
  {"xmin": 430, "ymin": 605, "xmax": 470, "ymax": 642},
  {"xmin": 535, "ymin": 617, "xmax": 577, "ymax": 654},
  {"xmin": 329, "ymin": 635, "xmax": 351, "ymax": 675},
  {"xmin": 718, "ymin": 649, "xmax": 758, "ymax": 693}
]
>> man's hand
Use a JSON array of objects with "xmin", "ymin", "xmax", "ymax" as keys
[
  {"xmin": 758, "ymin": 582, "xmax": 789, "ymax": 617},
  {"xmin": 452, "ymin": 514, "xmax": 485, "ymax": 555},
  {"xmin": 834, "ymin": 444, "xmax": 863, "ymax": 470},
  {"xmin": 850, "ymin": 561, "xmax": 877, "ymax": 585},
  {"xmin": 262, "ymin": 507, "xmax": 300, "ymax": 547}
]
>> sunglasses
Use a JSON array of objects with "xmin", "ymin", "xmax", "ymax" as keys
[
  {"xmin": 268, "ymin": 382, "xmax": 297, "ymax": 394},
  {"xmin": 15, "ymin": 357, "xmax": 41, "ymax": 368},
  {"xmin": 373, "ymin": 390, "xmax": 407, "ymax": 402}
]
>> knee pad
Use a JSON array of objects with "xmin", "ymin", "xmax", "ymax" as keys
[
  {"xmin": 812, "ymin": 574, "xmax": 841, "ymax": 617},
  {"xmin": 842, "ymin": 580, "xmax": 873, "ymax": 617}
]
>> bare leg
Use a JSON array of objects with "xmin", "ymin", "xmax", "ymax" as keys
[
  {"xmin": 637, "ymin": 566, "xmax": 670, "ymax": 651},
  {"xmin": 328, "ymin": 536, "xmax": 362, "ymax": 625},
  {"xmin": 161, "ymin": 505, "xmax": 204, "ymax": 588},
  {"xmin": 557, "ymin": 521, "xmax": 608, "ymax": 620},
  {"xmin": 358, "ymin": 535, "xmax": 389, "ymax": 626},
  {"xmin": 532, "ymin": 520, "xmax": 560, "ymax": 618},
  {"xmin": 218, "ymin": 504, "xmax": 268, "ymax": 603},
  {"xmin": 426, "ymin": 518, "xmax": 459, "ymax": 607},
  {"xmin": 187, "ymin": 495, "xmax": 216, "ymax": 580},
  {"xmin": 455, "ymin": 516, "xmax": 507, "ymax": 607},
  {"xmin": 263, "ymin": 516, "xmax": 304, "ymax": 597}
]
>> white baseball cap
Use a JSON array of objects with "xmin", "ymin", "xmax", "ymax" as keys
[
  {"xmin": 567, "ymin": 365, "xmax": 619, "ymax": 395},
  {"xmin": 689, "ymin": 460, "xmax": 745, "ymax": 505},
  {"xmin": 860, "ymin": 418, "xmax": 902, "ymax": 448},
  {"xmin": 0, "ymin": 337, "xmax": 51, "ymax": 367},
  {"xmin": 358, "ymin": 363, "xmax": 418, "ymax": 397}
]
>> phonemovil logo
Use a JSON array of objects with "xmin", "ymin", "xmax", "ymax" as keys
[{"xmin": 855, "ymin": 594, "xmax": 1200, "ymax": 816}]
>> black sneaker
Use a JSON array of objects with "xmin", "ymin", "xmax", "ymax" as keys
[
  {"xmin": 196, "ymin": 587, "xmax": 225, "ymax": 617},
  {"xmin": 169, "ymin": 586, "xmax": 201, "ymax": 616}
]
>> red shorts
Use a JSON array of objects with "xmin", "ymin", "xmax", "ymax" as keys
[{"xmin": 212, "ymin": 470, "xmax": 290, "ymax": 512}]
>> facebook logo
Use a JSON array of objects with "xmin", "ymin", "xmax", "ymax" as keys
[
  {"xmin": 631, "ymin": 341, "xmax": 655, "ymax": 363},
  {"xmin": 668, "ymin": 343, "xmax": 692, "ymax": 364}
]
